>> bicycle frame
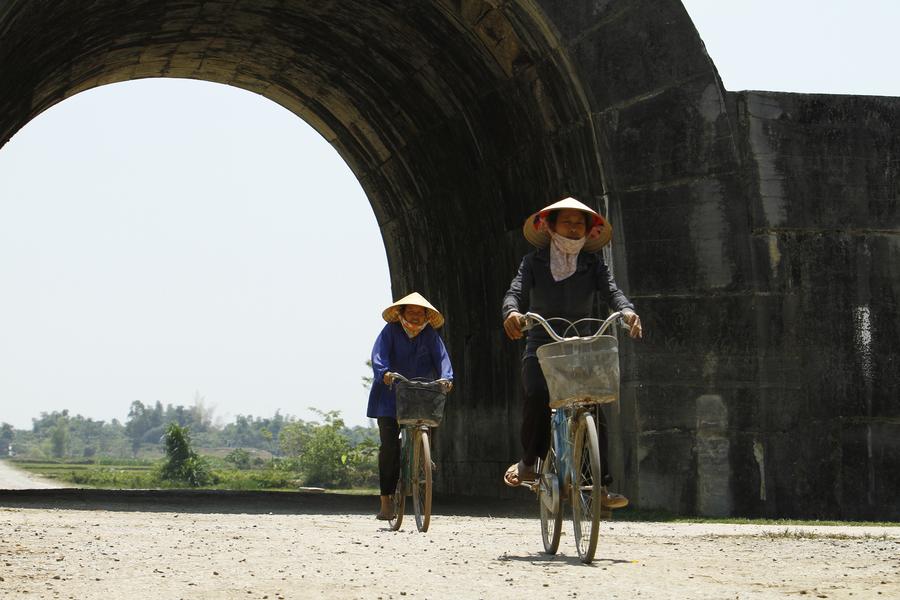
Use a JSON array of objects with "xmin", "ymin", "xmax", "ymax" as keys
[{"xmin": 551, "ymin": 409, "xmax": 572, "ymax": 489}]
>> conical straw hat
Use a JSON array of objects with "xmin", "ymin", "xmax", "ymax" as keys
[
  {"xmin": 522, "ymin": 196, "xmax": 613, "ymax": 253},
  {"xmin": 381, "ymin": 292, "xmax": 445, "ymax": 329}
]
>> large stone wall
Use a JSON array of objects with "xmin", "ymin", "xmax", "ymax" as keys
[
  {"xmin": 1, "ymin": 0, "xmax": 896, "ymax": 519},
  {"xmin": 725, "ymin": 91, "xmax": 900, "ymax": 519}
]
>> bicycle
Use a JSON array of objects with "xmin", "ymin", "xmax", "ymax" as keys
[
  {"xmin": 384, "ymin": 373, "xmax": 450, "ymax": 533},
  {"xmin": 519, "ymin": 311, "xmax": 626, "ymax": 564}
]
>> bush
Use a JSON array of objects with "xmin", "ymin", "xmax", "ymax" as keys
[
  {"xmin": 297, "ymin": 423, "xmax": 351, "ymax": 487},
  {"xmin": 159, "ymin": 423, "xmax": 217, "ymax": 487},
  {"xmin": 224, "ymin": 448, "xmax": 252, "ymax": 469}
]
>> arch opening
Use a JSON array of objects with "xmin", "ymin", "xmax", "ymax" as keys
[{"xmin": 0, "ymin": 77, "xmax": 393, "ymax": 431}]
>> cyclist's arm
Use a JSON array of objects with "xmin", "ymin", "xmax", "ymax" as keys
[
  {"xmin": 594, "ymin": 256, "xmax": 642, "ymax": 338},
  {"xmin": 429, "ymin": 331, "xmax": 454, "ymax": 383},
  {"xmin": 370, "ymin": 324, "xmax": 395, "ymax": 385},
  {"xmin": 501, "ymin": 254, "xmax": 533, "ymax": 320},
  {"xmin": 502, "ymin": 255, "xmax": 534, "ymax": 339},
  {"xmin": 594, "ymin": 254, "xmax": 634, "ymax": 313}
]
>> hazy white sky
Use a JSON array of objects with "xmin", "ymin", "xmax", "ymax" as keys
[{"xmin": 1, "ymin": 1, "xmax": 897, "ymax": 430}]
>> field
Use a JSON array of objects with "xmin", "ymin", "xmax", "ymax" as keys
[{"xmin": 9, "ymin": 457, "xmax": 376, "ymax": 493}]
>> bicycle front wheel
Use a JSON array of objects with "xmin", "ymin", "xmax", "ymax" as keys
[
  {"xmin": 571, "ymin": 412, "xmax": 602, "ymax": 563},
  {"xmin": 411, "ymin": 429, "xmax": 433, "ymax": 532},
  {"xmin": 388, "ymin": 479, "xmax": 405, "ymax": 531},
  {"xmin": 538, "ymin": 446, "xmax": 563, "ymax": 555}
]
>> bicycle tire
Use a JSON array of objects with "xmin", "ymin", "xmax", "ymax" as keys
[
  {"xmin": 571, "ymin": 412, "xmax": 602, "ymax": 563},
  {"xmin": 388, "ymin": 479, "xmax": 405, "ymax": 531},
  {"xmin": 539, "ymin": 446, "xmax": 563, "ymax": 554},
  {"xmin": 411, "ymin": 429, "xmax": 433, "ymax": 532}
]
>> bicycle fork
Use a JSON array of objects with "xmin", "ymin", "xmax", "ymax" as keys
[{"xmin": 553, "ymin": 409, "xmax": 573, "ymax": 492}]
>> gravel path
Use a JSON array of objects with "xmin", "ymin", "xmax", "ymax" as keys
[
  {"xmin": 1, "ymin": 503, "xmax": 897, "ymax": 599},
  {"xmin": 0, "ymin": 459, "xmax": 70, "ymax": 489}
]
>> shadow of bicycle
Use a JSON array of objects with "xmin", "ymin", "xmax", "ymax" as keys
[{"xmin": 497, "ymin": 552, "xmax": 634, "ymax": 567}]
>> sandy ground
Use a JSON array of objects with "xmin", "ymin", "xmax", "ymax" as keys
[
  {"xmin": 0, "ymin": 459, "xmax": 70, "ymax": 490},
  {"xmin": 1, "ymin": 497, "xmax": 898, "ymax": 600}
]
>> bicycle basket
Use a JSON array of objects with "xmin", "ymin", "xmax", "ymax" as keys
[
  {"xmin": 395, "ymin": 380, "xmax": 447, "ymax": 427},
  {"xmin": 536, "ymin": 335, "xmax": 619, "ymax": 408}
]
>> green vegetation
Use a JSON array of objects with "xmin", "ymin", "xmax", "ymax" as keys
[
  {"xmin": 2, "ymin": 399, "xmax": 379, "ymax": 491},
  {"xmin": 159, "ymin": 423, "xmax": 216, "ymax": 487},
  {"xmin": 615, "ymin": 507, "xmax": 900, "ymax": 528}
]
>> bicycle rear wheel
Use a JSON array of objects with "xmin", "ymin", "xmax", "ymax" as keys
[
  {"xmin": 538, "ymin": 446, "xmax": 563, "ymax": 554},
  {"xmin": 571, "ymin": 412, "xmax": 602, "ymax": 563},
  {"xmin": 411, "ymin": 429, "xmax": 433, "ymax": 532}
]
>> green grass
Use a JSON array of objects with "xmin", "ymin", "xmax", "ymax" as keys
[
  {"xmin": 9, "ymin": 458, "xmax": 373, "ymax": 492},
  {"xmin": 761, "ymin": 528, "xmax": 893, "ymax": 540},
  {"xmin": 615, "ymin": 507, "xmax": 900, "ymax": 528}
]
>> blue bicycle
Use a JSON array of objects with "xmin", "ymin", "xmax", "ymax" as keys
[{"xmin": 522, "ymin": 311, "xmax": 625, "ymax": 563}]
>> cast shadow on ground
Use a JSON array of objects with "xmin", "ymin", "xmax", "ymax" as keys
[
  {"xmin": 0, "ymin": 488, "xmax": 534, "ymax": 518},
  {"xmin": 497, "ymin": 552, "xmax": 634, "ymax": 567}
]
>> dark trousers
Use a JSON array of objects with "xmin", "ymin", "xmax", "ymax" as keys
[
  {"xmin": 377, "ymin": 417, "xmax": 401, "ymax": 496},
  {"xmin": 522, "ymin": 357, "xmax": 613, "ymax": 485}
]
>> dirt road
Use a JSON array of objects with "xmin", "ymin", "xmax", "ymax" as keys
[
  {"xmin": 0, "ymin": 459, "xmax": 69, "ymax": 489},
  {"xmin": 1, "ymin": 498, "xmax": 897, "ymax": 599}
]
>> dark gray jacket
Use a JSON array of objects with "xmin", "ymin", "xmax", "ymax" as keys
[{"xmin": 502, "ymin": 247, "xmax": 634, "ymax": 357}]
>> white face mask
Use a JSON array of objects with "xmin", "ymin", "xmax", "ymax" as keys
[
  {"xmin": 549, "ymin": 231, "xmax": 587, "ymax": 255},
  {"xmin": 548, "ymin": 231, "xmax": 586, "ymax": 281}
]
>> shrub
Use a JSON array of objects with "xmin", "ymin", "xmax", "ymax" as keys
[
  {"xmin": 159, "ymin": 423, "xmax": 216, "ymax": 487},
  {"xmin": 224, "ymin": 448, "xmax": 252, "ymax": 469}
]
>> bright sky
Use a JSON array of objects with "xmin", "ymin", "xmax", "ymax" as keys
[{"xmin": 1, "ymin": 1, "xmax": 896, "ymax": 431}]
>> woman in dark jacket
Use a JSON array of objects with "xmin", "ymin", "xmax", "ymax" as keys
[
  {"xmin": 367, "ymin": 292, "xmax": 453, "ymax": 520},
  {"xmin": 502, "ymin": 197, "xmax": 642, "ymax": 511}
]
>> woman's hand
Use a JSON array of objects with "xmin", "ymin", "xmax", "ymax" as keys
[
  {"xmin": 383, "ymin": 372, "xmax": 395, "ymax": 386},
  {"xmin": 503, "ymin": 311, "xmax": 526, "ymax": 340},
  {"xmin": 622, "ymin": 309, "xmax": 643, "ymax": 339}
]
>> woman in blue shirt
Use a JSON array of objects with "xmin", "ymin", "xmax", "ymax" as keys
[{"xmin": 367, "ymin": 292, "xmax": 454, "ymax": 520}]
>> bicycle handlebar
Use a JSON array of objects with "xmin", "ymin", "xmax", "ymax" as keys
[
  {"xmin": 521, "ymin": 311, "xmax": 626, "ymax": 343},
  {"xmin": 387, "ymin": 373, "xmax": 452, "ymax": 391}
]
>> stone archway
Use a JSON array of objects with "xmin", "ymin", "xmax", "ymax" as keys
[
  {"xmin": 0, "ymin": 0, "xmax": 749, "ymax": 510},
  {"xmin": 5, "ymin": 1, "xmax": 897, "ymax": 519}
]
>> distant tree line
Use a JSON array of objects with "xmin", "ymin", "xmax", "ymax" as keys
[{"xmin": 1, "ymin": 400, "xmax": 377, "ymax": 473}]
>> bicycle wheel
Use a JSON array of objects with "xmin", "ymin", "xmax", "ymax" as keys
[
  {"xmin": 388, "ymin": 479, "xmax": 405, "ymax": 531},
  {"xmin": 411, "ymin": 429, "xmax": 433, "ymax": 532},
  {"xmin": 389, "ymin": 434, "xmax": 407, "ymax": 531},
  {"xmin": 538, "ymin": 446, "xmax": 563, "ymax": 554},
  {"xmin": 571, "ymin": 412, "xmax": 602, "ymax": 563}
]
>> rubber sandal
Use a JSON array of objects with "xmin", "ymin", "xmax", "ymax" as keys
[{"xmin": 503, "ymin": 462, "xmax": 535, "ymax": 487}]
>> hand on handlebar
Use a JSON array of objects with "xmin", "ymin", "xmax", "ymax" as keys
[
  {"xmin": 435, "ymin": 378, "xmax": 454, "ymax": 393},
  {"xmin": 503, "ymin": 311, "xmax": 526, "ymax": 340},
  {"xmin": 621, "ymin": 309, "xmax": 643, "ymax": 339}
]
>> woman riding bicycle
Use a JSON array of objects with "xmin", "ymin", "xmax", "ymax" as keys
[
  {"xmin": 501, "ymin": 197, "xmax": 642, "ymax": 511},
  {"xmin": 367, "ymin": 292, "xmax": 454, "ymax": 521}
]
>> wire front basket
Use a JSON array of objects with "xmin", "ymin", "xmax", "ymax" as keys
[
  {"xmin": 536, "ymin": 335, "xmax": 620, "ymax": 408},
  {"xmin": 395, "ymin": 380, "xmax": 447, "ymax": 427}
]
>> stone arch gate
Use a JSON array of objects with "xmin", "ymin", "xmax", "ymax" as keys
[{"xmin": 2, "ymin": 1, "xmax": 897, "ymax": 519}]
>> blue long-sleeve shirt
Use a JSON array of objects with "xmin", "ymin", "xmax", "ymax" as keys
[{"xmin": 366, "ymin": 322, "xmax": 454, "ymax": 419}]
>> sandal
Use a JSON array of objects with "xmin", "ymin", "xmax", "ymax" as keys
[{"xmin": 503, "ymin": 462, "xmax": 535, "ymax": 487}]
